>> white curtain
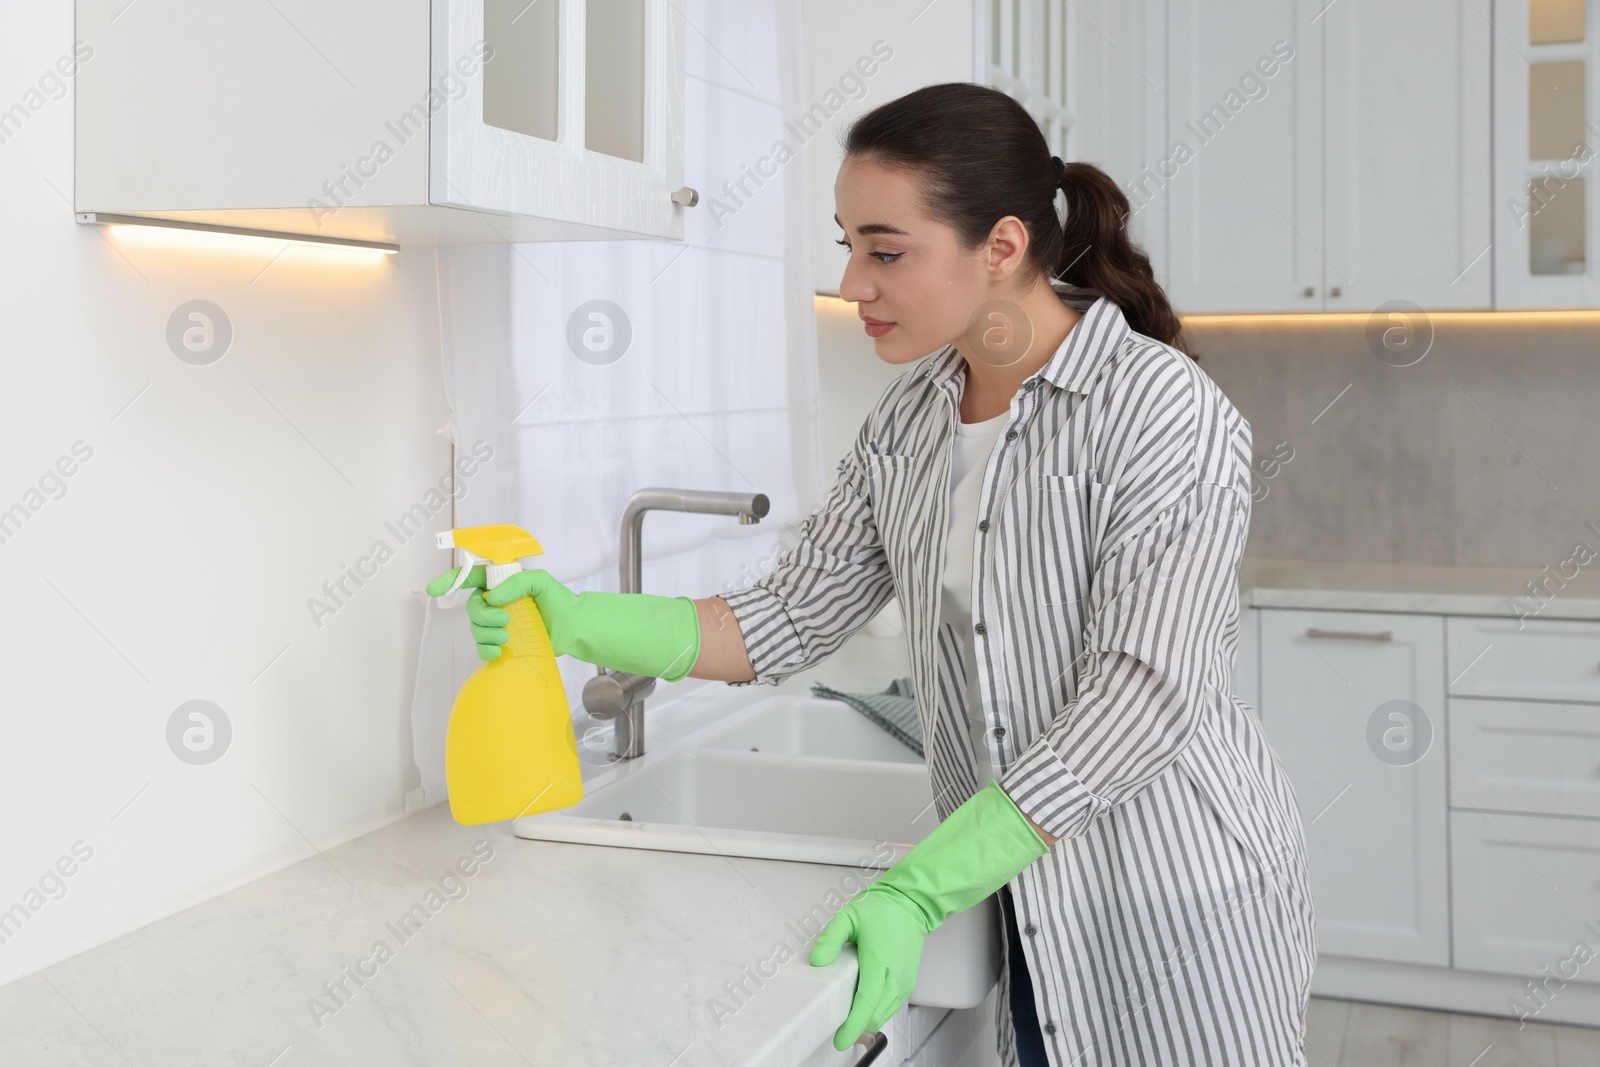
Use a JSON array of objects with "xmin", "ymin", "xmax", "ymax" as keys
[{"xmin": 410, "ymin": 0, "xmax": 821, "ymax": 804}]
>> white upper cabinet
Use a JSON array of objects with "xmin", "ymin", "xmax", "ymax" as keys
[
  {"xmin": 1165, "ymin": 0, "xmax": 1491, "ymax": 313},
  {"xmin": 1165, "ymin": 0, "xmax": 1317, "ymax": 313},
  {"xmin": 1493, "ymin": 0, "xmax": 1600, "ymax": 307},
  {"xmin": 1323, "ymin": 0, "xmax": 1491, "ymax": 311},
  {"xmin": 74, "ymin": 0, "xmax": 687, "ymax": 245},
  {"xmin": 431, "ymin": 0, "xmax": 685, "ymax": 238},
  {"xmin": 1063, "ymin": 0, "xmax": 1169, "ymax": 286}
]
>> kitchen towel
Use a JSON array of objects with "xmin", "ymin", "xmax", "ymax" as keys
[{"xmin": 811, "ymin": 677, "xmax": 924, "ymax": 758}]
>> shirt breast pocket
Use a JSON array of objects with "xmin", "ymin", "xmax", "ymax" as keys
[{"xmin": 1029, "ymin": 470, "xmax": 1118, "ymax": 614}]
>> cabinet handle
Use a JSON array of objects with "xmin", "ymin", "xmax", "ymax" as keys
[
  {"xmin": 850, "ymin": 1032, "xmax": 889, "ymax": 1066},
  {"xmin": 1305, "ymin": 627, "xmax": 1393, "ymax": 641},
  {"xmin": 1329, "ymin": 286, "xmax": 1342, "ymax": 297},
  {"xmin": 1302, "ymin": 286, "xmax": 1315, "ymax": 297},
  {"xmin": 671, "ymin": 186, "xmax": 700, "ymax": 207}
]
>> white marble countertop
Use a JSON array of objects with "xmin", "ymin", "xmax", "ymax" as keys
[
  {"xmin": 0, "ymin": 636, "xmax": 920, "ymax": 1067},
  {"xmin": 1238, "ymin": 556, "xmax": 1600, "ymax": 622},
  {"xmin": 6, "ymin": 556, "xmax": 1586, "ymax": 1065}
]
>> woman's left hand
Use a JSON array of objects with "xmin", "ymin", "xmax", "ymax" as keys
[
  {"xmin": 808, "ymin": 889, "xmax": 927, "ymax": 1050},
  {"xmin": 805, "ymin": 782, "xmax": 1051, "ymax": 1050}
]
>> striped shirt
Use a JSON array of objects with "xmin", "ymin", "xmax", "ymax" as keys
[{"xmin": 722, "ymin": 288, "xmax": 1317, "ymax": 1066}]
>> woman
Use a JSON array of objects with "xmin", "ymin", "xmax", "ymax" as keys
[{"xmin": 432, "ymin": 83, "xmax": 1316, "ymax": 1067}]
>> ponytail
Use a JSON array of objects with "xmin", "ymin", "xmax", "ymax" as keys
[{"xmin": 1056, "ymin": 161, "xmax": 1189, "ymax": 355}]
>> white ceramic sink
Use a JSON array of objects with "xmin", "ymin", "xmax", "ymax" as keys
[
  {"xmin": 512, "ymin": 695, "xmax": 998, "ymax": 1008},
  {"xmin": 517, "ymin": 749, "xmax": 936, "ymax": 863},
  {"xmin": 698, "ymin": 697, "xmax": 921, "ymax": 764}
]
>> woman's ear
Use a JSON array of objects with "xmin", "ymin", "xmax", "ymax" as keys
[{"xmin": 985, "ymin": 215, "xmax": 1031, "ymax": 279}]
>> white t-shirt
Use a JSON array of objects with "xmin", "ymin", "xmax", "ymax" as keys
[{"xmin": 938, "ymin": 406, "xmax": 1010, "ymax": 787}]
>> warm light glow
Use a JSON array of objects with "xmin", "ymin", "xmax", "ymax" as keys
[
  {"xmin": 816, "ymin": 292, "xmax": 1600, "ymax": 324},
  {"xmin": 1183, "ymin": 309, "xmax": 1600, "ymax": 324},
  {"xmin": 105, "ymin": 223, "xmax": 393, "ymax": 268}
]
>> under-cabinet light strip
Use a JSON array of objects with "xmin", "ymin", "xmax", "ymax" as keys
[
  {"xmin": 814, "ymin": 294, "xmax": 1600, "ymax": 322},
  {"xmin": 75, "ymin": 212, "xmax": 401, "ymax": 254}
]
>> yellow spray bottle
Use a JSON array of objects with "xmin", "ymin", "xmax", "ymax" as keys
[{"xmin": 434, "ymin": 524, "xmax": 583, "ymax": 825}]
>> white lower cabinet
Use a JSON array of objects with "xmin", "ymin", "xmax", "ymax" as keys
[
  {"xmin": 1256, "ymin": 602, "xmax": 1600, "ymax": 1022},
  {"xmin": 1444, "ymin": 616, "xmax": 1600, "ymax": 985},
  {"xmin": 1451, "ymin": 809, "xmax": 1600, "ymax": 983},
  {"xmin": 1258, "ymin": 608, "xmax": 1450, "ymax": 966}
]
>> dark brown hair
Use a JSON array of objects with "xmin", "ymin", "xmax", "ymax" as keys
[{"xmin": 842, "ymin": 82, "xmax": 1191, "ymax": 358}]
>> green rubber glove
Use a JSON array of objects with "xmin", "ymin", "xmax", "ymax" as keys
[
  {"xmin": 425, "ymin": 566, "xmax": 701, "ymax": 681},
  {"xmin": 809, "ymin": 781, "xmax": 1049, "ymax": 1050}
]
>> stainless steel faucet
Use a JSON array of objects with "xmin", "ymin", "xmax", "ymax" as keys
[{"xmin": 581, "ymin": 488, "xmax": 769, "ymax": 761}]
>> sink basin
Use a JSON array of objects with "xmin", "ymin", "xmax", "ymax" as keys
[
  {"xmin": 698, "ymin": 697, "xmax": 921, "ymax": 764},
  {"xmin": 513, "ymin": 749, "xmax": 935, "ymax": 870},
  {"xmin": 512, "ymin": 745, "xmax": 999, "ymax": 1008}
]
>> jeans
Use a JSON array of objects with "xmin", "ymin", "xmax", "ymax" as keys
[{"xmin": 1002, "ymin": 887, "xmax": 1050, "ymax": 1067}]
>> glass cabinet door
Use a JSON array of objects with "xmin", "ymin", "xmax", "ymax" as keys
[
  {"xmin": 1494, "ymin": 0, "xmax": 1599, "ymax": 306},
  {"xmin": 483, "ymin": 0, "xmax": 561, "ymax": 141},
  {"xmin": 431, "ymin": 0, "xmax": 684, "ymax": 241},
  {"xmin": 585, "ymin": 0, "xmax": 646, "ymax": 163}
]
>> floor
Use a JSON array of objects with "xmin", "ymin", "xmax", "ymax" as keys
[
  {"xmin": 1306, "ymin": 996, "xmax": 1600, "ymax": 1066},
  {"xmin": 938, "ymin": 994, "xmax": 1600, "ymax": 1066}
]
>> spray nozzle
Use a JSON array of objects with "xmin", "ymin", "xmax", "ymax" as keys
[{"xmin": 435, "ymin": 524, "xmax": 545, "ymax": 598}]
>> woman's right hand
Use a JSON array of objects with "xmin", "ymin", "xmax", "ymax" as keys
[
  {"xmin": 425, "ymin": 565, "xmax": 579, "ymax": 662},
  {"xmin": 425, "ymin": 566, "xmax": 702, "ymax": 680}
]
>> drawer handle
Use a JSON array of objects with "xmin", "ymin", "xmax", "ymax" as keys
[
  {"xmin": 850, "ymin": 1032, "xmax": 889, "ymax": 1066},
  {"xmin": 1306, "ymin": 627, "xmax": 1393, "ymax": 642}
]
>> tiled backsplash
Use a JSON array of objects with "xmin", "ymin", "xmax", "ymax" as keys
[{"xmin": 1189, "ymin": 314, "xmax": 1599, "ymax": 567}]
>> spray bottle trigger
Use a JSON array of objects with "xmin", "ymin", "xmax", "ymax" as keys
[
  {"xmin": 434, "ymin": 533, "xmax": 479, "ymax": 601},
  {"xmin": 440, "ymin": 559, "xmax": 472, "ymax": 600}
]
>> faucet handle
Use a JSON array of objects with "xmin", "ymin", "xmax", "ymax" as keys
[{"xmin": 582, "ymin": 670, "xmax": 657, "ymax": 721}]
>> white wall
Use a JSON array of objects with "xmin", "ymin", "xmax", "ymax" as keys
[{"xmin": 0, "ymin": 3, "xmax": 450, "ymax": 984}]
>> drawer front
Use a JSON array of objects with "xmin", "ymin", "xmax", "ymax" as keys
[
  {"xmin": 1448, "ymin": 616, "xmax": 1600, "ymax": 703},
  {"xmin": 1451, "ymin": 698, "xmax": 1600, "ymax": 819},
  {"xmin": 1451, "ymin": 810, "xmax": 1600, "ymax": 983}
]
